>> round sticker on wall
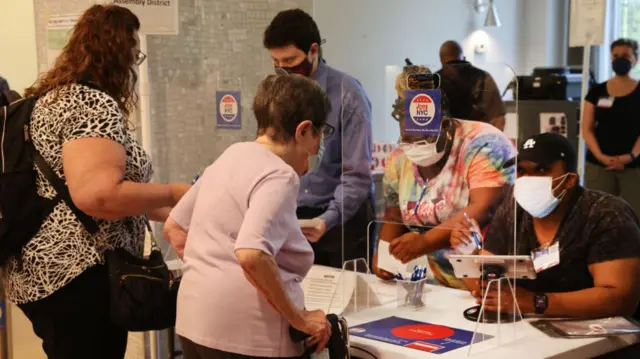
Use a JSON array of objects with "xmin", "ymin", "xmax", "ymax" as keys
[
  {"xmin": 219, "ymin": 94, "xmax": 239, "ymax": 122},
  {"xmin": 409, "ymin": 94, "xmax": 436, "ymax": 127}
]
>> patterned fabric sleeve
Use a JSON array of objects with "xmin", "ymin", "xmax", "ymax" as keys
[
  {"xmin": 382, "ymin": 149, "xmax": 402, "ymax": 208},
  {"xmin": 60, "ymin": 85, "xmax": 128, "ymax": 146},
  {"xmin": 466, "ymin": 132, "xmax": 516, "ymax": 189}
]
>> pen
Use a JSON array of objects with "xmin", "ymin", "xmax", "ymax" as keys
[
  {"xmin": 191, "ymin": 173, "xmax": 201, "ymax": 185},
  {"xmin": 464, "ymin": 213, "xmax": 482, "ymax": 249}
]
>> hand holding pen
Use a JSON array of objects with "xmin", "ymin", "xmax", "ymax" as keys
[{"xmin": 450, "ymin": 213, "xmax": 483, "ymax": 254}]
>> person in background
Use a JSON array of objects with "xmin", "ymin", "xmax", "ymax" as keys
[
  {"xmin": 452, "ymin": 133, "xmax": 640, "ymax": 318},
  {"xmin": 372, "ymin": 64, "xmax": 516, "ymax": 289},
  {"xmin": 163, "ymin": 74, "xmax": 332, "ymax": 359},
  {"xmin": 0, "ymin": 76, "xmax": 21, "ymax": 107},
  {"xmin": 263, "ymin": 9, "xmax": 374, "ymax": 269},
  {"xmin": 437, "ymin": 40, "xmax": 506, "ymax": 131},
  {"xmin": 3, "ymin": 5, "xmax": 190, "ymax": 359},
  {"xmin": 583, "ymin": 38, "xmax": 640, "ymax": 216}
]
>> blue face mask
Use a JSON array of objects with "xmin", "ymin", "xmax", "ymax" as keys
[{"xmin": 306, "ymin": 135, "xmax": 324, "ymax": 173}]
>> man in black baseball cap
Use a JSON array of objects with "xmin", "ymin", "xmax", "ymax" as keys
[
  {"xmin": 518, "ymin": 132, "xmax": 577, "ymax": 173},
  {"xmin": 452, "ymin": 132, "xmax": 640, "ymax": 319}
]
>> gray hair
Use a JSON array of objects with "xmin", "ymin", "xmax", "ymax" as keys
[{"xmin": 253, "ymin": 73, "xmax": 331, "ymax": 142}]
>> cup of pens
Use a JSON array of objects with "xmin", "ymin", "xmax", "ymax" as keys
[{"xmin": 395, "ymin": 265, "xmax": 428, "ymax": 310}]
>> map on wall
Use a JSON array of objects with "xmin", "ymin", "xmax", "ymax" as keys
[{"xmin": 45, "ymin": 14, "xmax": 79, "ymax": 72}]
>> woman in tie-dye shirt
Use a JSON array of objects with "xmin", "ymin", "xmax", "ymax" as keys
[{"xmin": 372, "ymin": 64, "xmax": 516, "ymax": 289}]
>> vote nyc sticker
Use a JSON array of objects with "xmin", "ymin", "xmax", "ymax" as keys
[
  {"xmin": 404, "ymin": 89, "xmax": 441, "ymax": 135},
  {"xmin": 216, "ymin": 91, "xmax": 242, "ymax": 129}
]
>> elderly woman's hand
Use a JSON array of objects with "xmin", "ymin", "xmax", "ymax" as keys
[
  {"xmin": 295, "ymin": 310, "xmax": 331, "ymax": 354},
  {"xmin": 163, "ymin": 217, "xmax": 187, "ymax": 259}
]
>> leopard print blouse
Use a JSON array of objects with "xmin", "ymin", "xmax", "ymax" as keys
[{"xmin": 3, "ymin": 84, "xmax": 152, "ymax": 304}]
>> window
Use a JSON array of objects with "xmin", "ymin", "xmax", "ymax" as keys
[
  {"xmin": 617, "ymin": 0, "xmax": 640, "ymax": 77},
  {"xmin": 597, "ymin": 0, "xmax": 640, "ymax": 80}
]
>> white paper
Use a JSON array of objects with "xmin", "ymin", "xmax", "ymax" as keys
[
  {"xmin": 46, "ymin": 14, "xmax": 79, "ymax": 72},
  {"xmin": 456, "ymin": 241, "xmax": 479, "ymax": 255},
  {"xmin": 299, "ymin": 218, "xmax": 321, "ymax": 229},
  {"xmin": 302, "ymin": 265, "xmax": 355, "ymax": 315},
  {"xmin": 377, "ymin": 241, "xmax": 405, "ymax": 275},
  {"xmin": 540, "ymin": 113, "xmax": 568, "ymax": 138},
  {"xmin": 569, "ymin": 0, "xmax": 606, "ymax": 47},
  {"xmin": 108, "ymin": 0, "xmax": 179, "ymax": 35},
  {"xmin": 504, "ymin": 113, "xmax": 518, "ymax": 141}
]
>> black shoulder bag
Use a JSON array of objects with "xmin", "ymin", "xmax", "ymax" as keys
[{"xmin": 105, "ymin": 221, "xmax": 181, "ymax": 332}]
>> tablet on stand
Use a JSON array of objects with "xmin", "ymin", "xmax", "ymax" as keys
[{"xmin": 448, "ymin": 254, "xmax": 534, "ymax": 356}]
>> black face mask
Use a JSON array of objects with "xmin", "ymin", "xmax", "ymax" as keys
[
  {"xmin": 612, "ymin": 57, "xmax": 633, "ymax": 76},
  {"xmin": 276, "ymin": 55, "xmax": 314, "ymax": 77}
]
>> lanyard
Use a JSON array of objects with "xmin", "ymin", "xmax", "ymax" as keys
[{"xmin": 413, "ymin": 181, "xmax": 429, "ymax": 225}]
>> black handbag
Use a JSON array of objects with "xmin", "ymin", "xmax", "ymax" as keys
[{"xmin": 105, "ymin": 222, "xmax": 181, "ymax": 332}]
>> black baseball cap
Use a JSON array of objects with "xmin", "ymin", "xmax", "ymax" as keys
[{"xmin": 518, "ymin": 132, "xmax": 577, "ymax": 172}]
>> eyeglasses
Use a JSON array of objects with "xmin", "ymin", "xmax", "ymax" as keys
[
  {"xmin": 318, "ymin": 123, "xmax": 335, "ymax": 138},
  {"xmin": 135, "ymin": 50, "xmax": 147, "ymax": 66}
]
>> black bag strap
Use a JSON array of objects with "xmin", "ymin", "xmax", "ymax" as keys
[
  {"xmin": 33, "ymin": 151, "xmax": 99, "ymax": 235},
  {"xmin": 143, "ymin": 217, "xmax": 162, "ymax": 252}
]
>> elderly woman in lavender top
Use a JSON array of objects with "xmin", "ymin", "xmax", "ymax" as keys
[{"xmin": 163, "ymin": 74, "xmax": 334, "ymax": 359}]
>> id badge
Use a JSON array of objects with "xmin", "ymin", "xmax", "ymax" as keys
[
  {"xmin": 597, "ymin": 97, "xmax": 615, "ymax": 108},
  {"xmin": 531, "ymin": 242, "xmax": 560, "ymax": 273}
]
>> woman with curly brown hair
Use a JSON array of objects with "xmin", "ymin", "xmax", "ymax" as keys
[{"xmin": 4, "ymin": 5, "xmax": 190, "ymax": 359}]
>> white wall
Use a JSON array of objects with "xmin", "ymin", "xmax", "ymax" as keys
[
  {"xmin": 313, "ymin": 0, "xmax": 524, "ymax": 142},
  {"xmin": 0, "ymin": 0, "xmax": 39, "ymax": 93},
  {"xmin": 519, "ymin": 0, "xmax": 569, "ymax": 75}
]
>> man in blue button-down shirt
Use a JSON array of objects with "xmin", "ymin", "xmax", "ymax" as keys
[{"xmin": 264, "ymin": 9, "xmax": 374, "ymax": 268}]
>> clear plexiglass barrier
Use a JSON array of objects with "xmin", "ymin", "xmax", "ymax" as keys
[{"xmin": 324, "ymin": 220, "xmax": 530, "ymax": 357}]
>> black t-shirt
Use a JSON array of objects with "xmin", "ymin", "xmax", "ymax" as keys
[
  {"xmin": 585, "ymin": 82, "xmax": 640, "ymax": 168},
  {"xmin": 484, "ymin": 186, "xmax": 640, "ymax": 294},
  {"xmin": 436, "ymin": 61, "xmax": 505, "ymax": 123}
]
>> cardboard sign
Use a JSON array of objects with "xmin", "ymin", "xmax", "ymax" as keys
[
  {"xmin": 404, "ymin": 90, "xmax": 441, "ymax": 135},
  {"xmin": 216, "ymin": 91, "xmax": 241, "ymax": 129},
  {"xmin": 110, "ymin": 0, "xmax": 179, "ymax": 35},
  {"xmin": 349, "ymin": 316, "xmax": 492, "ymax": 354}
]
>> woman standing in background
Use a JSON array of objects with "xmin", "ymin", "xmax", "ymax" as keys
[{"xmin": 583, "ymin": 38, "xmax": 640, "ymax": 216}]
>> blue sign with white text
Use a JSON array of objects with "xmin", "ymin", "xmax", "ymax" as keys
[
  {"xmin": 216, "ymin": 91, "xmax": 241, "ymax": 129},
  {"xmin": 349, "ymin": 316, "xmax": 492, "ymax": 354},
  {"xmin": 404, "ymin": 89, "xmax": 442, "ymax": 135}
]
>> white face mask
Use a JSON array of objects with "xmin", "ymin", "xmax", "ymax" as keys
[
  {"xmin": 514, "ymin": 174, "xmax": 569, "ymax": 218},
  {"xmin": 401, "ymin": 142, "xmax": 445, "ymax": 167},
  {"xmin": 400, "ymin": 132, "xmax": 447, "ymax": 167}
]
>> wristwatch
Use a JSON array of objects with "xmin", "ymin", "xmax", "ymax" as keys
[{"xmin": 534, "ymin": 293, "xmax": 548, "ymax": 315}]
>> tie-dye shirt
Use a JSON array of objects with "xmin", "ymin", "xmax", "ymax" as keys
[{"xmin": 383, "ymin": 120, "xmax": 516, "ymax": 289}]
